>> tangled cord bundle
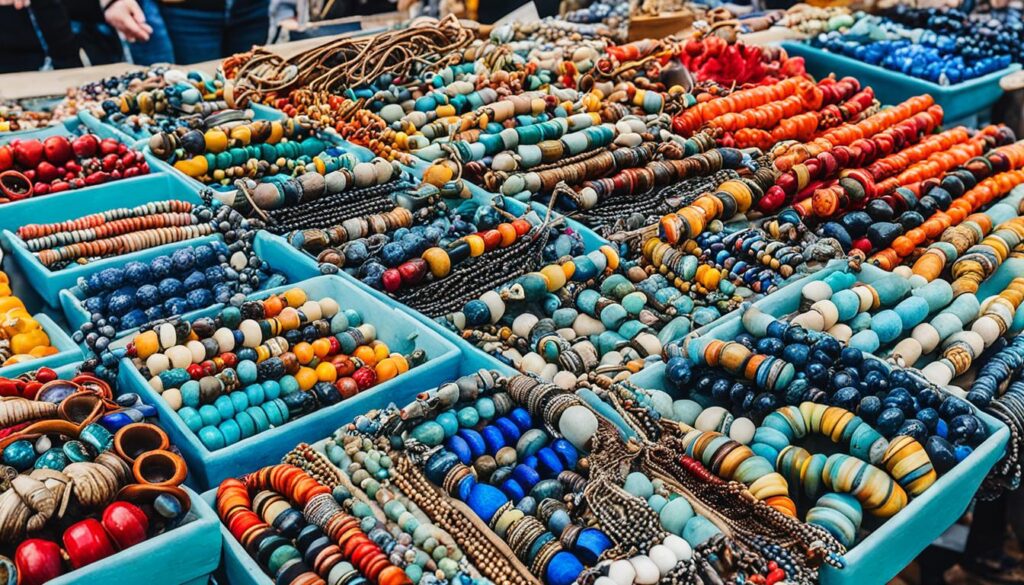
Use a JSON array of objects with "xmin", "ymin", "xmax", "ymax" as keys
[{"xmin": 225, "ymin": 16, "xmax": 477, "ymax": 101}]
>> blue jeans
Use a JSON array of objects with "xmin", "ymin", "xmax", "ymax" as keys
[
  {"xmin": 129, "ymin": 0, "xmax": 175, "ymax": 65},
  {"xmin": 161, "ymin": 0, "xmax": 269, "ymax": 65}
]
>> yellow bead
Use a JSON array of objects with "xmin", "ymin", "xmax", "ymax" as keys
[{"xmin": 422, "ymin": 248, "xmax": 452, "ymax": 278}]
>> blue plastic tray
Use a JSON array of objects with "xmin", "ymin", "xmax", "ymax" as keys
[
  {"xmin": 0, "ymin": 120, "xmax": 180, "ymax": 234},
  {"xmin": 51, "ymin": 486, "xmax": 220, "ymax": 585},
  {"xmin": 198, "ymin": 351, "xmax": 514, "ymax": 585},
  {"xmin": 0, "ymin": 312, "xmax": 81, "ymax": 378},
  {"xmin": 116, "ymin": 273, "xmax": 463, "ymax": 490},
  {"xmin": 632, "ymin": 266, "xmax": 1011, "ymax": 585},
  {"xmin": 59, "ymin": 230, "xmax": 320, "ymax": 345},
  {"xmin": 781, "ymin": 41, "xmax": 1021, "ymax": 122},
  {"xmin": 2, "ymin": 362, "xmax": 222, "ymax": 585},
  {"xmin": 1, "ymin": 173, "xmax": 205, "ymax": 307}
]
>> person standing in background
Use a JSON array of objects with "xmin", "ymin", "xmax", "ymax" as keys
[{"xmin": 159, "ymin": 0, "xmax": 271, "ymax": 64}]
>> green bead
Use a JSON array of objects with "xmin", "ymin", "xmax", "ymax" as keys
[{"xmin": 410, "ymin": 421, "xmax": 445, "ymax": 446}]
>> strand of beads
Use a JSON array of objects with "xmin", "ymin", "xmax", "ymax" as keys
[
  {"xmin": 671, "ymin": 78, "xmax": 813, "ymax": 137},
  {"xmin": 128, "ymin": 287, "xmax": 423, "ymax": 450},
  {"xmin": 770, "ymin": 94, "xmax": 936, "ymax": 175},
  {"xmin": 760, "ymin": 103, "xmax": 945, "ymax": 214},
  {"xmin": 910, "ymin": 183, "xmax": 1024, "ymax": 284},
  {"xmin": 947, "ymin": 216, "xmax": 1024, "ymax": 295},
  {"xmin": 966, "ymin": 334, "xmax": 1024, "ymax": 498},
  {"xmin": 871, "ymin": 156, "xmax": 1024, "ymax": 269},
  {"xmin": 219, "ymin": 464, "xmax": 413, "ymax": 585},
  {"xmin": 394, "ymin": 380, "xmax": 602, "ymax": 585},
  {"xmin": 292, "ymin": 440, "xmax": 477, "ymax": 584},
  {"xmin": 214, "ymin": 158, "xmax": 400, "ymax": 214}
]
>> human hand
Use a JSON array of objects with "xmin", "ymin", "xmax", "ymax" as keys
[
  {"xmin": 0, "ymin": 0, "xmax": 31, "ymax": 10},
  {"xmin": 104, "ymin": 0, "xmax": 154, "ymax": 43}
]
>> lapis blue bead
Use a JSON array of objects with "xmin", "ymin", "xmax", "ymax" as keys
[
  {"xmin": 457, "ymin": 429, "xmax": 486, "ymax": 459},
  {"xmin": 424, "ymin": 450, "xmax": 460, "ymax": 485},
  {"xmin": 500, "ymin": 478, "xmax": 526, "ymax": 502},
  {"xmin": 512, "ymin": 463, "xmax": 540, "ymax": 488},
  {"xmin": 494, "ymin": 418, "xmax": 521, "ymax": 444},
  {"xmin": 446, "ymin": 436, "xmax": 472, "ymax": 465},
  {"xmin": 480, "ymin": 426, "xmax": 506, "ymax": 454},
  {"xmin": 465, "ymin": 483, "xmax": 507, "ymax": 523},
  {"xmin": 508, "ymin": 408, "xmax": 532, "ymax": 432},
  {"xmin": 535, "ymin": 448, "xmax": 564, "ymax": 477},
  {"xmin": 573, "ymin": 528, "xmax": 612, "ymax": 565},
  {"xmin": 550, "ymin": 439, "xmax": 578, "ymax": 469}
]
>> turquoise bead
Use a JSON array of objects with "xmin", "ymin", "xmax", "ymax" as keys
[
  {"xmin": 893, "ymin": 297, "xmax": 929, "ymax": 330},
  {"xmin": 410, "ymin": 421, "xmax": 446, "ymax": 447},
  {"xmin": 659, "ymin": 496, "xmax": 694, "ymax": 535},
  {"xmin": 456, "ymin": 407, "xmax": 480, "ymax": 428},
  {"xmin": 870, "ymin": 310, "xmax": 903, "ymax": 343},
  {"xmin": 682, "ymin": 515, "xmax": 721, "ymax": 546},
  {"xmin": 436, "ymin": 412, "xmax": 459, "ymax": 437},
  {"xmin": 3, "ymin": 440, "xmax": 35, "ymax": 471},
  {"xmin": 624, "ymin": 472, "xmax": 654, "ymax": 499},
  {"xmin": 475, "ymin": 397, "xmax": 496, "ymax": 420}
]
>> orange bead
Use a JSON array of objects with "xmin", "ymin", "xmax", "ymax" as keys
[{"xmin": 293, "ymin": 342, "xmax": 314, "ymax": 364}]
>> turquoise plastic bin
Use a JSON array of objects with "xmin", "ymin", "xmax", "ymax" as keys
[
  {"xmin": 116, "ymin": 273, "xmax": 463, "ymax": 490},
  {"xmin": 0, "ymin": 312, "xmax": 81, "ymax": 378},
  {"xmin": 51, "ymin": 485, "xmax": 220, "ymax": 585},
  {"xmin": 1, "ymin": 172, "xmax": 205, "ymax": 307},
  {"xmin": 781, "ymin": 41, "xmax": 1021, "ymax": 122},
  {"xmin": 0, "ymin": 119, "xmax": 178, "ymax": 234},
  {"xmin": 2, "ymin": 362, "xmax": 222, "ymax": 585},
  {"xmin": 198, "ymin": 350, "xmax": 514, "ymax": 585},
  {"xmin": 59, "ymin": 230, "xmax": 320, "ymax": 344},
  {"xmin": 631, "ymin": 263, "xmax": 1010, "ymax": 585}
]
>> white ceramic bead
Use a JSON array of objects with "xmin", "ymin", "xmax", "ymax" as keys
[
  {"xmin": 521, "ymin": 352, "xmax": 546, "ymax": 374},
  {"xmin": 300, "ymin": 301, "xmax": 322, "ymax": 322},
  {"xmin": 663, "ymin": 534, "xmax": 693, "ymax": 562},
  {"xmin": 601, "ymin": 350, "xmax": 624, "ymax": 366},
  {"xmin": 893, "ymin": 265, "xmax": 913, "ymax": 279},
  {"xmin": 792, "ymin": 310, "xmax": 825, "ymax": 331},
  {"xmin": 480, "ymin": 291, "xmax": 505, "ymax": 324},
  {"xmin": 695, "ymin": 406, "xmax": 732, "ymax": 433},
  {"xmin": 911, "ymin": 323, "xmax": 941, "ymax": 354},
  {"xmin": 512, "ymin": 313, "xmax": 538, "ymax": 338},
  {"xmin": 801, "ymin": 280, "xmax": 832, "ymax": 303},
  {"xmin": 922, "ymin": 360, "xmax": 955, "ymax": 387},
  {"xmin": 146, "ymin": 353, "xmax": 170, "ymax": 376},
  {"xmin": 629, "ymin": 556, "xmax": 660, "ymax": 585},
  {"xmin": 649, "ymin": 545, "xmax": 677, "ymax": 575},
  {"xmin": 854, "ymin": 286, "xmax": 875, "ymax": 312},
  {"xmin": 319, "ymin": 297, "xmax": 339, "ymax": 318},
  {"xmin": 891, "ymin": 338, "xmax": 922, "ymax": 368},
  {"xmin": 553, "ymin": 370, "xmax": 578, "ymax": 390},
  {"xmin": 187, "ymin": 340, "xmax": 206, "ymax": 363},
  {"xmin": 972, "ymin": 316, "xmax": 1002, "ymax": 346},
  {"xmin": 811, "ymin": 300, "xmax": 839, "ymax": 329},
  {"xmin": 559, "ymin": 405, "xmax": 599, "ymax": 451},
  {"xmin": 573, "ymin": 314, "xmax": 605, "ymax": 336},
  {"xmin": 728, "ymin": 417, "xmax": 756, "ymax": 445},
  {"xmin": 556, "ymin": 328, "xmax": 577, "ymax": 341},
  {"xmin": 166, "ymin": 345, "xmax": 193, "ymax": 369},
  {"xmin": 607, "ymin": 560, "xmax": 635, "ymax": 585}
]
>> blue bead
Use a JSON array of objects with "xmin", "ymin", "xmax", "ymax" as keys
[
  {"xmin": 508, "ymin": 408, "xmax": 532, "ymax": 432},
  {"xmin": 573, "ymin": 528, "xmax": 612, "ymax": 565},
  {"xmin": 511, "ymin": 463, "xmax": 541, "ymax": 488},
  {"xmin": 480, "ymin": 426, "xmax": 506, "ymax": 453},
  {"xmin": 466, "ymin": 483, "xmax": 507, "ymax": 523},
  {"xmin": 550, "ymin": 439, "xmax": 578, "ymax": 469},
  {"xmin": 446, "ymin": 435, "xmax": 473, "ymax": 465},
  {"xmin": 535, "ymin": 448, "xmax": 564, "ymax": 477},
  {"xmin": 544, "ymin": 552, "xmax": 583, "ymax": 585},
  {"xmin": 494, "ymin": 418, "xmax": 521, "ymax": 444},
  {"xmin": 457, "ymin": 429, "xmax": 486, "ymax": 458}
]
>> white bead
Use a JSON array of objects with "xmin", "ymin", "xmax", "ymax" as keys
[
  {"xmin": 521, "ymin": 352, "xmax": 546, "ymax": 374},
  {"xmin": 728, "ymin": 417, "xmax": 756, "ymax": 444},
  {"xmin": 556, "ymin": 328, "xmax": 577, "ymax": 341},
  {"xmin": 166, "ymin": 345, "xmax": 192, "ymax": 369},
  {"xmin": 827, "ymin": 323, "xmax": 852, "ymax": 344},
  {"xmin": 509, "ymin": 313, "xmax": 536, "ymax": 336},
  {"xmin": 811, "ymin": 300, "xmax": 839, "ymax": 329},
  {"xmin": 146, "ymin": 353, "xmax": 170, "ymax": 376},
  {"xmin": 629, "ymin": 556, "xmax": 660, "ymax": 585},
  {"xmin": 922, "ymin": 360, "xmax": 954, "ymax": 386},
  {"xmin": 559, "ymin": 405, "xmax": 599, "ymax": 451},
  {"xmin": 480, "ymin": 291, "xmax": 505, "ymax": 324},
  {"xmin": 539, "ymin": 363, "xmax": 559, "ymax": 382},
  {"xmin": 607, "ymin": 560, "xmax": 635, "ymax": 585},
  {"xmin": 893, "ymin": 265, "xmax": 913, "ymax": 279},
  {"xmin": 854, "ymin": 286, "xmax": 874, "ymax": 312},
  {"xmin": 319, "ymin": 297, "xmax": 340, "ymax": 318},
  {"xmin": 187, "ymin": 340, "xmax": 206, "ymax": 363},
  {"xmin": 957, "ymin": 330, "xmax": 986, "ymax": 357},
  {"xmin": 573, "ymin": 314, "xmax": 605, "ymax": 336},
  {"xmin": 300, "ymin": 301, "xmax": 322, "ymax": 322},
  {"xmin": 553, "ymin": 370, "xmax": 578, "ymax": 390},
  {"xmin": 492, "ymin": 152, "xmax": 517, "ymax": 172},
  {"xmin": 911, "ymin": 323, "xmax": 941, "ymax": 354},
  {"xmin": 157, "ymin": 322, "xmax": 176, "ymax": 349},
  {"xmin": 791, "ymin": 310, "xmax": 825, "ymax": 331},
  {"xmin": 211, "ymin": 328, "xmax": 233, "ymax": 354},
  {"xmin": 971, "ymin": 316, "xmax": 1002, "ymax": 347},
  {"xmin": 662, "ymin": 534, "xmax": 692, "ymax": 562},
  {"xmin": 891, "ymin": 338, "xmax": 922, "ymax": 368},
  {"xmin": 649, "ymin": 545, "xmax": 677, "ymax": 575},
  {"xmin": 163, "ymin": 388, "xmax": 183, "ymax": 410},
  {"xmin": 600, "ymin": 350, "xmax": 623, "ymax": 366},
  {"xmin": 695, "ymin": 406, "xmax": 732, "ymax": 433},
  {"xmin": 594, "ymin": 578, "xmax": 618, "ymax": 585},
  {"xmin": 801, "ymin": 280, "xmax": 832, "ymax": 303},
  {"xmin": 634, "ymin": 333, "xmax": 662, "ymax": 357},
  {"xmin": 148, "ymin": 376, "xmax": 164, "ymax": 393}
]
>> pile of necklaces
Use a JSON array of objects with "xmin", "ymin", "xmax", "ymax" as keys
[{"xmin": 0, "ymin": 6, "xmax": 1023, "ymax": 585}]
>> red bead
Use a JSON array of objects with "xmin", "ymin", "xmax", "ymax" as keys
[
  {"xmin": 187, "ymin": 363, "xmax": 205, "ymax": 380},
  {"xmin": 63, "ymin": 518, "xmax": 116, "ymax": 569},
  {"xmin": 381, "ymin": 268, "xmax": 402, "ymax": 293},
  {"xmin": 102, "ymin": 502, "xmax": 149, "ymax": 550},
  {"xmin": 352, "ymin": 366, "xmax": 376, "ymax": 390},
  {"xmin": 15, "ymin": 539, "xmax": 63, "ymax": 585},
  {"xmin": 397, "ymin": 259, "xmax": 427, "ymax": 285},
  {"xmin": 14, "ymin": 140, "xmax": 44, "ymax": 168},
  {"xmin": 766, "ymin": 568, "xmax": 786, "ymax": 585},
  {"xmin": 42, "ymin": 135, "xmax": 73, "ymax": 166}
]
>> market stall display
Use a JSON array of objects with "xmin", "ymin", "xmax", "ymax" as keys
[{"xmin": 0, "ymin": 3, "xmax": 1022, "ymax": 584}]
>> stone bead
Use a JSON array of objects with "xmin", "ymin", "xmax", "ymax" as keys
[{"xmin": 558, "ymin": 405, "xmax": 598, "ymax": 451}]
